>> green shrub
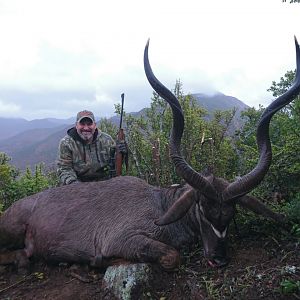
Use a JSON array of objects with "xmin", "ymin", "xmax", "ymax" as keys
[
  {"xmin": 280, "ymin": 279, "xmax": 300, "ymax": 294},
  {"xmin": 0, "ymin": 153, "xmax": 58, "ymax": 211},
  {"xmin": 283, "ymin": 193, "xmax": 300, "ymax": 223}
]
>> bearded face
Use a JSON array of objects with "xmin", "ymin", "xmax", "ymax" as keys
[{"xmin": 76, "ymin": 118, "xmax": 97, "ymax": 142}]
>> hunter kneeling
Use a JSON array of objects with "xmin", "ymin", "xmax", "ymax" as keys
[{"xmin": 56, "ymin": 110, "xmax": 127, "ymax": 185}]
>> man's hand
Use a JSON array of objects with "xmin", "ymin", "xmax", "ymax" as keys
[
  {"xmin": 116, "ymin": 141, "xmax": 128, "ymax": 154},
  {"xmin": 66, "ymin": 179, "xmax": 80, "ymax": 185}
]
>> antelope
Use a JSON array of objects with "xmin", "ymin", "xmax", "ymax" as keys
[{"xmin": 0, "ymin": 37, "xmax": 299, "ymax": 271}]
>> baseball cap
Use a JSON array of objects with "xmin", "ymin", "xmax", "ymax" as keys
[{"xmin": 76, "ymin": 110, "xmax": 95, "ymax": 123}]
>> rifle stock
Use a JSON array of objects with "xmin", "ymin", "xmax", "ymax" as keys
[
  {"xmin": 116, "ymin": 93, "xmax": 125, "ymax": 176},
  {"xmin": 116, "ymin": 128, "xmax": 125, "ymax": 176}
]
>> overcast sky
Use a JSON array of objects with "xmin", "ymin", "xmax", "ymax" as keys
[{"xmin": 0, "ymin": 0, "xmax": 299, "ymax": 120}]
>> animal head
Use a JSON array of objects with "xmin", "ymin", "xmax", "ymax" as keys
[{"xmin": 144, "ymin": 37, "xmax": 300, "ymax": 267}]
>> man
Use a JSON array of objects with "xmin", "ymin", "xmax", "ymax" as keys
[{"xmin": 57, "ymin": 110, "xmax": 127, "ymax": 185}]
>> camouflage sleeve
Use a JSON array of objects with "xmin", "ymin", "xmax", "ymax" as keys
[
  {"xmin": 56, "ymin": 138, "xmax": 78, "ymax": 185},
  {"xmin": 110, "ymin": 135, "xmax": 117, "ymax": 148},
  {"xmin": 104, "ymin": 133, "xmax": 116, "ymax": 152},
  {"xmin": 109, "ymin": 135, "xmax": 117, "ymax": 159}
]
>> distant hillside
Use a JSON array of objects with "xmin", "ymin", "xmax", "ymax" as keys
[
  {"xmin": 117, "ymin": 93, "xmax": 249, "ymax": 134},
  {"xmin": 192, "ymin": 93, "xmax": 249, "ymax": 134},
  {"xmin": 0, "ymin": 125, "xmax": 70, "ymax": 170},
  {"xmin": 192, "ymin": 93, "xmax": 248, "ymax": 112},
  {"xmin": 111, "ymin": 93, "xmax": 249, "ymax": 125},
  {"xmin": 0, "ymin": 117, "xmax": 74, "ymax": 141},
  {"xmin": 0, "ymin": 93, "xmax": 250, "ymax": 170}
]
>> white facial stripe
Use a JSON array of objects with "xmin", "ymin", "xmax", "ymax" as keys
[
  {"xmin": 211, "ymin": 224, "xmax": 227, "ymax": 238},
  {"xmin": 195, "ymin": 204, "xmax": 201, "ymax": 223},
  {"xmin": 199, "ymin": 204, "xmax": 210, "ymax": 224},
  {"xmin": 199, "ymin": 204, "xmax": 205, "ymax": 215},
  {"xmin": 197, "ymin": 204, "xmax": 228, "ymax": 238}
]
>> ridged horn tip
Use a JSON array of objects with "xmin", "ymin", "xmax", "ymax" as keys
[{"xmin": 146, "ymin": 38, "xmax": 150, "ymax": 47}]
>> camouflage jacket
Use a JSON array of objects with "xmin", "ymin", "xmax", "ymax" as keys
[{"xmin": 56, "ymin": 127, "xmax": 116, "ymax": 185}]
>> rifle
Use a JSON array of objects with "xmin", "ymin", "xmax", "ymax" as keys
[{"xmin": 116, "ymin": 93, "xmax": 126, "ymax": 176}]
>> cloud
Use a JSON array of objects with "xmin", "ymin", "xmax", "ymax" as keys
[
  {"xmin": 0, "ymin": 99, "xmax": 20, "ymax": 115},
  {"xmin": 0, "ymin": 0, "xmax": 299, "ymax": 120}
]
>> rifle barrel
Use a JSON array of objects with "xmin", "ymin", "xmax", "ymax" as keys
[{"xmin": 120, "ymin": 93, "xmax": 124, "ymax": 129}]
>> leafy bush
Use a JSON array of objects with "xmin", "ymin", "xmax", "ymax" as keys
[
  {"xmin": 0, "ymin": 153, "xmax": 58, "ymax": 211},
  {"xmin": 280, "ymin": 279, "xmax": 300, "ymax": 295},
  {"xmin": 282, "ymin": 193, "xmax": 300, "ymax": 223}
]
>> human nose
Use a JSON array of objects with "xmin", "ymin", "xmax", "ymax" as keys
[{"xmin": 81, "ymin": 124, "xmax": 91, "ymax": 130}]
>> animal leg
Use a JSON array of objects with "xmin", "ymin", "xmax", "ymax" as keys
[
  {"xmin": 91, "ymin": 256, "xmax": 132, "ymax": 268},
  {"xmin": 0, "ymin": 249, "xmax": 29, "ymax": 270},
  {"xmin": 120, "ymin": 235, "xmax": 180, "ymax": 271},
  {"xmin": 0, "ymin": 227, "xmax": 34, "ymax": 271}
]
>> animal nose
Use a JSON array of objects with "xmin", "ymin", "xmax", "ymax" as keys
[{"xmin": 208, "ymin": 256, "xmax": 229, "ymax": 268}]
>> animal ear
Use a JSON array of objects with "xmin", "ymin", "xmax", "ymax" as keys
[
  {"xmin": 155, "ymin": 189, "xmax": 195, "ymax": 226},
  {"xmin": 237, "ymin": 194, "xmax": 286, "ymax": 224}
]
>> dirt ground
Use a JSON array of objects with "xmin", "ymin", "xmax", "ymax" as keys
[{"xmin": 0, "ymin": 221, "xmax": 299, "ymax": 300}]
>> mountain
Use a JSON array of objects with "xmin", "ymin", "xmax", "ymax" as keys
[
  {"xmin": 192, "ymin": 93, "xmax": 249, "ymax": 134},
  {"xmin": 192, "ymin": 93, "xmax": 248, "ymax": 112},
  {"xmin": 0, "ymin": 125, "xmax": 69, "ymax": 170},
  {"xmin": 16, "ymin": 129, "xmax": 68, "ymax": 171},
  {"xmin": 0, "ymin": 93, "xmax": 250, "ymax": 170},
  {"xmin": 0, "ymin": 117, "xmax": 74, "ymax": 141}
]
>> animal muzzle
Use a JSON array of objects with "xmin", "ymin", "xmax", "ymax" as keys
[
  {"xmin": 204, "ymin": 239, "xmax": 229, "ymax": 268},
  {"xmin": 207, "ymin": 256, "xmax": 229, "ymax": 268}
]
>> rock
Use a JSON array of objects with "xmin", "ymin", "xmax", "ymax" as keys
[{"xmin": 103, "ymin": 263, "xmax": 152, "ymax": 300}]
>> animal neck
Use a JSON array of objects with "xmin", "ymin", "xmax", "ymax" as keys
[{"xmin": 159, "ymin": 185, "xmax": 200, "ymax": 246}]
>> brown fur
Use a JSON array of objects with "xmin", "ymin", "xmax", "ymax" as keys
[
  {"xmin": 0, "ymin": 177, "xmax": 197, "ymax": 269},
  {"xmin": 0, "ymin": 176, "xmax": 284, "ymax": 270}
]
